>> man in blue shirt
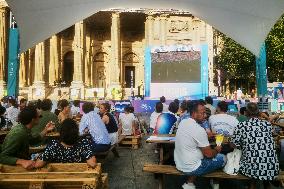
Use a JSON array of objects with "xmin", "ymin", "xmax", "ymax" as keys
[{"xmin": 79, "ymin": 102, "xmax": 111, "ymax": 152}]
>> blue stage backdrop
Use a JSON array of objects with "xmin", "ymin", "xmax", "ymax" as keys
[
  {"xmin": 7, "ymin": 28, "xmax": 20, "ymax": 97},
  {"xmin": 144, "ymin": 45, "xmax": 208, "ymax": 99}
]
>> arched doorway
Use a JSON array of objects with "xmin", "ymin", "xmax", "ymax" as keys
[{"xmin": 63, "ymin": 51, "xmax": 74, "ymax": 86}]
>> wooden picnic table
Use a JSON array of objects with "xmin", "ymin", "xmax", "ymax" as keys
[
  {"xmin": 29, "ymin": 145, "xmax": 47, "ymax": 154},
  {"xmin": 146, "ymin": 134, "xmax": 230, "ymax": 165},
  {"xmin": 45, "ymin": 131, "xmax": 60, "ymax": 137},
  {"xmin": 146, "ymin": 135, "xmax": 175, "ymax": 165}
]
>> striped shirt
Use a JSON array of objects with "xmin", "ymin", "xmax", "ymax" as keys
[{"xmin": 79, "ymin": 111, "xmax": 110, "ymax": 145}]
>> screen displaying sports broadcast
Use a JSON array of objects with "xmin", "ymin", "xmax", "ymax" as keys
[
  {"xmin": 147, "ymin": 45, "xmax": 207, "ymax": 99},
  {"xmin": 151, "ymin": 51, "xmax": 201, "ymax": 83}
]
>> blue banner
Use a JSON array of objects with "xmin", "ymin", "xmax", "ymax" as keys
[
  {"xmin": 256, "ymin": 43, "xmax": 268, "ymax": 97},
  {"xmin": 7, "ymin": 28, "xmax": 20, "ymax": 97}
]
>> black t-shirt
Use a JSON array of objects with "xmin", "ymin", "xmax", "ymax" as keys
[
  {"xmin": 0, "ymin": 116, "xmax": 6, "ymax": 128},
  {"xmin": 100, "ymin": 113, "xmax": 118, "ymax": 133}
]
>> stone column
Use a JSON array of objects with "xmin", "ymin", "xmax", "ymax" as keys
[
  {"xmin": 0, "ymin": 5, "xmax": 8, "ymax": 98},
  {"xmin": 49, "ymin": 35, "xmax": 59, "ymax": 86},
  {"xmin": 160, "ymin": 14, "xmax": 168, "ymax": 46},
  {"xmin": 146, "ymin": 14, "xmax": 154, "ymax": 45},
  {"xmin": 109, "ymin": 12, "xmax": 121, "ymax": 98},
  {"xmin": 31, "ymin": 42, "xmax": 45, "ymax": 99},
  {"xmin": 19, "ymin": 52, "xmax": 27, "ymax": 88},
  {"xmin": 71, "ymin": 21, "xmax": 85, "ymax": 100},
  {"xmin": 84, "ymin": 27, "xmax": 91, "ymax": 87}
]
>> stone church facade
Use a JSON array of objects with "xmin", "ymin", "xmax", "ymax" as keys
[{"xmin": 0, "ymin": 1, "xmax": 217, "ymax": 100}]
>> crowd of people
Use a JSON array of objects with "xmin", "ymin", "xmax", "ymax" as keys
[
  {"xmin": 149, "ymin": 96, "xmax": 280, "ymax": 189},
  {"xmin": 0, "ymin": 97, "xmax": 139, "ymax": 169},
  {"xmin": 0, "ymin": 95, "xmax": 281, "ymax": 188}
]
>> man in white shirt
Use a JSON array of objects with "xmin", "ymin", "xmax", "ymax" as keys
[
  {"xmin": 209, "ymin": 101, "xmax": 239, "ymax": 137},
  {"xmin": 174, "ymin": 101, "xmax": 226, "ymax": 189},
  {"xmin": 205, "ymin": 96, "xmax": 216, "ymax": 115},
  {"xmin": 6, "ymin": 98, "xmax": 20, "ymax": 126}
]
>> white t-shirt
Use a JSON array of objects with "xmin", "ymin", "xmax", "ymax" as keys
[
  {"xmin": 71, "ymin": 105, "xmax": 80, "ymax": 116},
  {"xmin": 149, "ymin": 111, "xmax": 161, "ymax": 129},
  {"xmin": 205, "ymin": 104, "xmax": 216, "ymax": 115},
  {"xmin": 162, "ymin": 103, "xmax": 169, "ymax": 112},
  {"xmin": 209, "ymin": 113, "xmax": 239, "ymax": 136},
  {"xmin": 119, "ymin": 113, "xmax": 136, "ymax": 135},
  {"xmin": 174, "ymin": 118, "xmax": 210, "ymax": 173},
  {"xmin": 6, "ymin": 106, "xmax": 20, "ymax": 125}
]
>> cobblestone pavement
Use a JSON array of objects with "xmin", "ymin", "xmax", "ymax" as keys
[{"xmin": 102, "ymin": 137, "xmax": 283, "ymax": 189}]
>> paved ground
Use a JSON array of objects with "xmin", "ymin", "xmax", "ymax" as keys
[{"xmin": 102, "ymin": 137, "xmax": 283, "ymax": 189}]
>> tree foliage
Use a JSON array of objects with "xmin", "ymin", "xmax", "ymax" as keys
[
  {"xmin": 215, "ymin": 14, "xmax": 284, "ymax": 85},
  {"xmin": 266, "ymin": 14, "xmax": 284, "ymax": 82},
  {"xmin": 214, "ymin": 31, "xmax": 255, "ymax": 85}
]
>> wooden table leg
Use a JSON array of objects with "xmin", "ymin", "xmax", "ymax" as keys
[
  {"xmin": 159, "ymin": 145, "xmax": 164, "ymax": 165},
  {"xmin": 158, "ymin": 174, "xmax": 164, "ymax": 189}
]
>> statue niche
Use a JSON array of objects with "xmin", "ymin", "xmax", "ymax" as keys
[{"xmin": 93, "ymin": 52, "xmax": 109, "ymax": 88}]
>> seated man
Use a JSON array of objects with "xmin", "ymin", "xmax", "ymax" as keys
[
  {"xmin": 79, "ymin": 102, "xmax": 111, "ymax": 153},
  {"xmin": 174, "ymin": 102, "xmax": 226, "ymax": 189},
  {"xmin": 209, "ymin": 101, "xmax": 239, "ymax": 136},
  {"xmin": 0, "ymin": 106, "xmax": 54, "ymax": 169},
  {"xmin": 31, "ymin": 99, "xmax": 60, "ymax": 145},
  {"xmin": 231, "ymin": 103, "xmax": 279, "ymax": 186},
  {"xmin": 154, "ymin": 102, "xmax": 179, "ymax": 134}
]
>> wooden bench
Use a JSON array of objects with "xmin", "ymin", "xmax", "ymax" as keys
[
  {"xmin": 143, "ymin": 163, "xmax": 255, "ymax": 189},
  {"xmin": 94, "ymin": 136, "xmax": 126, "ymax": 162},
  {"xmin": 0, "ymin": 163, "xmax": 108, "ymax": 189},
  {"xmin": 119, "ymin": 135, "xmax": 141, "ymax": 149}
]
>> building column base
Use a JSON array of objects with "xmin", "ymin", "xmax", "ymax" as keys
[
  {"xmin": 29, "ymin": 81, "xmax": 46, "ymax": 100},
  {"xmin": 70, "ymin": 81, "xmax": 84, "ymax": 100},
  {"xmin": 0, "ymin": 81, "xmax": 6, "ymax": 98}
]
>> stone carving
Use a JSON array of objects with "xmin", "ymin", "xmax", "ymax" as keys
[
  {"xmin": 94, "ymin": 52, "xmax": 109, "ymax": 63},
  {"xmin": 97, "ymin": 66, "xmax": 106, "ymax": 88},
  {"xmin": 169, "ymin": 20, "xmax": 189, "ymax": 33},
  {"xmin": 123, "ymin": 52, "xmax": 139, "ymax": 63}
]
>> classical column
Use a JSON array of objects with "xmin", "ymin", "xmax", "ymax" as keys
[
  {"xmin": 32, "ymin": 42, "xmax": 45, "ymax": 99},
  {"xmin": 49, "ymin": 35, "xmax": 59, "ymax": 86},
  {"xmin": 19, "ymin": 52, "xmax": 27, "ymax": 88},
  {"xmin": 193, "ymin": 18, "xmax": 201, "ymax": 45},
  {"xmin": 0, "ymin": 5, "xmax": 8, "ymax": 98},
  {"xmin": 110, "ymin": 12, "xmax": 121, "ymax": 89},
  {"xmin": 160, "ymin": 14, "xmax": 168, "ymax": 46},
  {"xmin": 84, "ymin": 27, "xmax": 91, "ymax": 87},
  {"xmin": 71, "ymin": 21, "xmax": 85, "ymax": 99},
  {"xmin": 146, "ymin": 14, "xmax": 154, "ymax": 45}
]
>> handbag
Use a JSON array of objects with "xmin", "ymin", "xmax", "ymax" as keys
[{"xmin": 223, "ymin": 149, "xmax": 242, "ymax": 175}]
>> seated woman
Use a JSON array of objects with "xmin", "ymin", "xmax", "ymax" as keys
[
  {"xmin": 99, "ymin": 103, "xmax": 118, "ymax": 145},
  {"xmin": 119, "ymin": 106, "xmax": 136, "ymax": 136},
  {"xmin": 57, "ymin": 99, "xmax": 71, "ymax": 123},
  {"xmin": 35, "ymin": 118, "xmax": 96, "ymax": 168}
]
